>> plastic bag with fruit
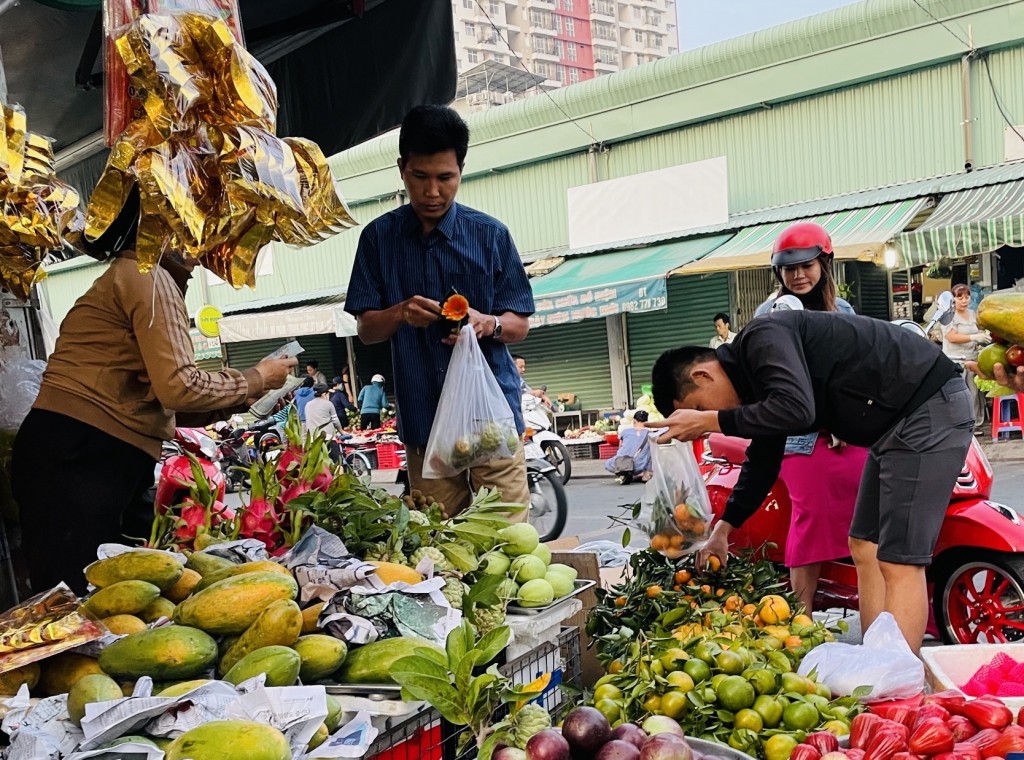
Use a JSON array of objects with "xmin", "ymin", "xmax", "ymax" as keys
[
  {"xmin": 422, "ymin": 325, "xmax": 519, "ymax": 479},
  {"xmin": 641, "ymin": 438, "xmax": 713, "ymax": 557}
]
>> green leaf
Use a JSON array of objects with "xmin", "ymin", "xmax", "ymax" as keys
[
  {"xmin": 390, "ymin": 657, "xmax": 467, "ymax": 725},
  {"xmin": 621, "ymin": 527, "xmax": 631, "ymax": 547},
  {"xmin": 467, "ymin": 672, "xmax": 500, "ymax": 713},
  {"xmin": 852, "ymin": 685, "xmax": 873, "ymax": 699},
  {"xmin": 446, "ymin": 620, "xmax": 474, "ymax": 672},
  {"xmin": 438, "ymin": 541, "xmax": 480, "ymax": 573},
  {"xmin": 412, "ymin": 646, "xmax": 449, "ymax": 669},
  {"xmin": 475, "ymin": 626, "xmax": 511, "ymax": 665},
  {"xmin": 455, "ymin": 649, "xmax": 484, "ymax": 695},
  {"xmin": 466, "ymin": 574, "xmax": 504, "ymax": 607}
]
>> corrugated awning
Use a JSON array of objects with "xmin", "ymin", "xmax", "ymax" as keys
[
  {"xmin": 218, "ymin": 294, "xmax": 357, "ymax": 343},
  {"xmin": 674, "ymin": 198, "xmax": 927, "ymax": 275},
  {"xmin": 896, "ymin": 180, "xmax": 1024, "ymax": 266},
  {"xmin": 529, "ymin": 234, "xmax": 732, "ymax": 328}
]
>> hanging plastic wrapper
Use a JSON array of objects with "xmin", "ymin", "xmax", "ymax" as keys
[
  {"xmin": 640, "ymin": 438, "xmax": 713, "ymax": 557},
  {"xmin": 86, "ymin": 0, "xmax": 358, "ymax": 286}
]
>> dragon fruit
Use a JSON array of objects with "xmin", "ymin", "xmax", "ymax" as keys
[{"xmin": 175, "ymin": 499, "xmax": 208, "ymax": 542}]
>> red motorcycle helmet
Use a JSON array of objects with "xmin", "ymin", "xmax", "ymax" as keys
[{"xmin": 771, "ymin": 222, "xmax": 834, "ymax": 268}]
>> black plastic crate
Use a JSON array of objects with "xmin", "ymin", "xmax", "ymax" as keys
[{"xmin": 365, "ymin": 626, "xmax": 582, "ymax": 760}]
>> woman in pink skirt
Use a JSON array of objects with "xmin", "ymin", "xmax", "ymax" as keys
[{"xmin": 755, "ymin": 222, "xmax": 869, "ymax": 613}]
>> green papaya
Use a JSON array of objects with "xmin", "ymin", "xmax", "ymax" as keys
[
  {"xmin": 85, "ymin": 550, "xmax": 184, "ymax": 591},
  {"xmin": 163, "ymin": 720, "xmax": 290, "ymax": 760},
  {"xmin": 223, "ymin": 646, "xmax": 301, "ymax": 687},
  {"xmin": 293, "ymin": 634, "xmax": 347, "ymax": 682},
  {"xmin": 334, "ymin": 637, "xmax": 444, "ymax": 685},
  {"xmin": 67, "ymin": 673, "xmax": 122, "ymax": 726},
  {"xmin": 218, "ymin": 599, "xmax": 302, "ymax": 675},
  {"xmin": 173, "ymin": 572, "xmax": 298, "ymax": 636},
  {"xmin": 98, "ymin": 625, "xmax": 217, "ymax": 680},
  {"xmin": 83, "ymin": 580, "xmax": 161, "ymax": 618},
  {"xmin": 978, "ymin": 292, "xmax": 1024, "ymax": 344}
]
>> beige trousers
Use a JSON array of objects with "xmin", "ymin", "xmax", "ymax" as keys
[{"xmin": 405, "ymin": 446, "xmax": 529, "ymax": 521}]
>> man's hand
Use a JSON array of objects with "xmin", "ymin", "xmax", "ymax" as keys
[
  {"xmin": 254, "ymin": 357, "xmax": 298, "ymax": 390},
  {"xmin": 698, "ymin": 521, "xmax": 731, "ymax": 572},
  {"xmin": 645, "ymin": 409, "xmax": 720, "ymax": 443},
  {"xmin": 402, "ymin": 296, "xmax": 442, "ymax": 328},
  {"xmin": 442, "ymin": 308, "xmax": 494, "ymax": 345},
  {"xmin": 968, "ymin": 359, "xmax": 1024, "ymax": 392}
]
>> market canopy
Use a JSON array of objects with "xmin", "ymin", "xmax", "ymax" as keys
[
  {"xmin": 895, "ymin": 180, "xmax": 1024, "ymax": 267},
  {"xmin": 528, "ymin": 234, "xmax": 732, "ymax": 328},
  {"xmin": 674, "ymin": 198, "xmax": 928, "ymax": 275},
  {"xmin": 0, "ymin": 0, "xmax": 456, "ymax": 192},
  {"xmin": 218, "ymin": 294, "xmax": 357, "ymax": 344}
]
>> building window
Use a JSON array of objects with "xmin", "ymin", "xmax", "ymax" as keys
[
  {"xmin": 462, "ymin": 0, "xmax": 473, "ymax": 6},
  {"xmin": 554, "ymin": 14, "xmax": 562, "ymax": 31},
  {"xmin": 553, "ymin": 39, "xmax": 563, "ymax": 56},
  {"xmin": 569, "ymin": 68, "xmax": 580, "ymax": 83},
  {"xmin": 634, "ymin": 29, "xmax": 643, "ymax": 43},
  {"xmin": 489, "ymin": 0, "xmax": 500, "ymax": 13},
  {"xmin": 668, "ymin": 47, "xmax": 677, "ymax": 55},
  {"xmin": 565, "ymin": 17, "xmax": 574, "ymax": 36},
  {"xmin": 568, "ymin": 42, "xmax": 577, "ymax": 61},
  {"xmin": 468, "ymin": 50, "xmax": 479, "ymax": 63},
  {"xmin": 465, "ymin": 21, "xmax": 475, "ymax": 35},
  {"xmin": 564, "ymin": 0, "xmax": 573, "ymax": 9},
  {"xmin": 555, "ymin": 64, "xmax": 566, "ymax": 82},
  {"xmin": 633, "ymin": 6, "xmax": 641, "ymax": 18}
]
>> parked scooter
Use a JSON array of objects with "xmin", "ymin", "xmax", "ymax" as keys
[
  {"xmin": 701, "ymin": 291, "xmax": 1024, "ymax": 644},
  {"xmin": 522, "ymin": 393, "xmax": 572, "ymax": 484}
]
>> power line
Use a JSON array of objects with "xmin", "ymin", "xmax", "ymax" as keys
[
  {"xmin": 981, "ymin": 54, "xmax": 1024, "ymax": 147},
  {"xmin": 908, "ymin": 0, "xmax": 973, "ymax": 50},
  {"xmin": 471, "ymin": 0, "xmax": 599, "ymax": 145}
]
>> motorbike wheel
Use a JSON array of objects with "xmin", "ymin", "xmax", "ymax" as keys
[
  {"xmin": 540, "ymin": 440, "xmax": 572, "ymax": 485},
  {"xmin": 933, "ymin": 552, "xmax": 1024, "ymax": 644},
  {"xmin": 345, "ymin": 452, "xmax": 373, "ymax": 487},
  {"xmin": 527, "ymin": 468, "xmax": 568, "ymax": 543}
]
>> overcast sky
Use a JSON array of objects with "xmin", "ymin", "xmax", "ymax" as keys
[{"xmin": 676, "ymin": 0, "xmax": 858, "ymax": 49}]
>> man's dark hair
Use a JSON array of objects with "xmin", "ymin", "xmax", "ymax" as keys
[
  {"xmin": 313, "ymin": 383, "xmax": 329, "ymax": 396},
  {"xmin": 399, "ymin": 105, "xmax": 470, "ymax": 167},
  {"xmin": 713, "ymin": 312, "xmax": 730, "ymax": 326},
  {"xmin": 651, "ymin": 347, "xmax": 717, "ymax": 417},
  {"xmin": 307, "ymin": 360, "xmax": 319, "ymax": 370},
  {"xmin": 511, "ymin": 354, "xmax": 525, "ymax": 362},
  {"xmin": 301, "ymin": 376, "xmax": 315, "ymax": 388}
]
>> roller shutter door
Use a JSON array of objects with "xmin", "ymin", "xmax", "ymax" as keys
[{"xmin": 518, "ymin": 320, "xmax": 614, "ymax": 411}]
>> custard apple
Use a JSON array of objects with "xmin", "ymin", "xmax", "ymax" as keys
[
  {"xmin": 442, "ymin": 578, "xmax": 468, "ymax": 610},
  {"xmin": 410, "ymin": 546, "xmax": 452, "ymax": 573},
  {"xmin": 407, "ymin": 510, "xmax": 430, "ymax": 527},
  {"xmin": 474, "ymin": 605, "xmax": 506, "ymax": 635},
  {"xmin": 508, "ymin": 704, "xmax": 552, "ymax": 749},
  {"xmin": 364, "ymin": 543, "xmax": 406, "ymax": 565},
  {"xmin": 479, "ymin": 422, "xmax": 505, "ymax": 453}
]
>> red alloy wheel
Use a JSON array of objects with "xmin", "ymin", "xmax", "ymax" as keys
[{"xmin": 938, "ymin": 558, "xmax": 1024, "ymax": 644}]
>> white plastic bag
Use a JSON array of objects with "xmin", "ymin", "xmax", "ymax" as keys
[
  {"xmin": 797, "ymin": 612, "xmax": 924, "ymax": 701},
  {"xmin": 641, "ymin": 438, "xmax": 712, "ymax": 557},
  {"xmin": 0, "ymin": 359, "xmax": 45, "ymax": 430},
  {"xmin": 422, "ymin": 325, "xmax": 518, "ymax": 479}
]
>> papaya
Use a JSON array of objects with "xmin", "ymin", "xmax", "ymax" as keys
[
  {"xmin": 301, "ymin": 602, "xmax": 326, "ymax": 634},
  {"xmin": 193, "ymin": 560, "xmax": 293, "ymax": 593},
  {"xmin": 307, "ymin": 723, "xmax": 329, "ymax": 751},
  {"xmin": 151, "ymin": 736, "xmax": 174, "ymax": 750},
  {"xmin": 325, "ymin": 694, "xmax": 343, "ymax": 732},
  {"xmin": 218, "ymin": 599, "xmax": 303, "ymax": 675},
  {"xmin": 67, "ymin": 673, "xmax": 122, "ymax": 726},
  {"xmin": 334, "ymin": 637, "xmax": 444, "ymax": 685},
  {"xmin": 174, "ymin": 572, "xmax": 298, "ymax": 636},
  {"xmin": 139, "ymin": 597, "xmax": 176, "ymax": 623},
  {"xmin": 157, "ymin": 679, "xmax": 212, "ymax": 697},
  {"xmin": 83, "ymin": 580, "xmax": 161, "ymax": 618},
  {"xmin": 293, "ymin": 634, "xmax": 347, "ymax": 682},
  {"xmin": 164, "ymin": 721, "xmax": 291, "ymax": 760},
  {"xmin": 100, "ymin": 736, "xmax": 158, "ymax": 749},
  {"xmin": 119, "ymin": 681, "xmax": 137, "ymax": 697},
  {"xmin": 223, "ymin": 645, "xmax": 301, "ymax": 687},
  {"xmin": 184, "ymin": 551, "xmax": 236, "ymax": 577},
  {"xmin": 978, "ymin": 292, "xmax": 1024, "ymax": 344},
  {"xmin": 164, "ymin": 568, "xmax": 202, "ymax": 603},
  {"xmin": 39, "ymin": 652, "xmax": 105, "ymax": 696},
  {"xmin": 85, "ymin": 550, "xmax": 185, "ymax": 591},
  {"xmin": 0, "ymin": 663, "xmax": 40, "ymax": 695},
  {"xmin": 98, "ymin": 625, "xmax": 217, "ymax": 680},
  {"xmin": 102, "ymin": 614, "xmax": 147, "ymax": 635},
  {"xmin": 367, "ymin": 561, "xmax": 423, "ymax": 586}
]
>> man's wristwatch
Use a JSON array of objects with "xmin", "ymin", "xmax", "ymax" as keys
[{"xmin": 492, "ymin": 315, "xmax": 503, "ymax": 339}]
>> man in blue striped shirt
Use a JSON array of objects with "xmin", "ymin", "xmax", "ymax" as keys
[{"xmin": 345, "ymin": 106, "xmax": 535, "ymax": 516}]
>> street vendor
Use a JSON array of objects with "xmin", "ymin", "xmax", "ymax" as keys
[
  {"xmin": 11, "ymin": 188, "xmax": 296, "ymax": 594},
  {"xmin": 648, "ymin": 310, "xmax": 973, "ymax": 652},
  {"xmin": 345, "ymin": 105, "xmax": 535, "ymax": 516}
]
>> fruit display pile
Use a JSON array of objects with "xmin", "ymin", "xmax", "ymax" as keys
[
  {"xmin": 477, "ymin": 523, "xmax": 581, "ymax": 610},
  {"xmin": 977, "ymin": 293, "xmax": 1024, "ymax": 390},
  {"xmin": 790, "ymin": 690, "xmax": 1024, "ymax": 759},
  {"xmin": 586, "ymin": 549, "xmax": 860, "ymax": 759}
]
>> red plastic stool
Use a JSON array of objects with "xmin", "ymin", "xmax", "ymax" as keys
[{"xmin": 992, "ymin": 392, "xmax": 1024, "ymax": 441}]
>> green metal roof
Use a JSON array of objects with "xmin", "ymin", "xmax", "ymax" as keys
[
  {"xmin": 896, "ymin": 180, "xmax": 1024, "ymax": 265},
  {"xmin": 679, "ymin": 199, "xmax": 928, "ymax": 274},
  {"xmin": 529, "ymin": 234, "xmax": 731, "ymax": 327}
]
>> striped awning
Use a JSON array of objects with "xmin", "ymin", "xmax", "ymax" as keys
[
  {"xmin": 896, "ymin": 181, "xmax": 1024, "ymax": 267},
  {"xmin": 217, "ymin": 295, "xmax": 357, "ymax": 343},
  {"xmin": 674, "ymin": 198, "xmax": 927, "ymax": 275}
]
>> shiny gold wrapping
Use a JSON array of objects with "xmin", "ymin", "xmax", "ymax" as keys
[
  {"xmin": 83, "ymin": 10, "xmax": 353, "ymax": 286},
  {"xmin": 0, "ymin": 105, "xmax": 84, "ymax": 299},
  {"xmin": 0, "ymin": 585, "xmax": 106, "ymax": 674}
]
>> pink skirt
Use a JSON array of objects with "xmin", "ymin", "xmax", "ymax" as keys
[{"xmin": 782, "ymin": 437, "xmax": 869, "ymax": 568}]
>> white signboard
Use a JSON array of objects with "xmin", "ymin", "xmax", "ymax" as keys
[{"xmin": 567, "ymin": 156, "xmax": 729, "ymax": 253}]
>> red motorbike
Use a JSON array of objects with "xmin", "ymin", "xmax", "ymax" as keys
[
  {"xmin": 153, "ymin": 428, "xmax": 227, "ymax": 513},
  {"xmin": 702, "ymin": 433, "xmax": 1024, "ymax": 645}
]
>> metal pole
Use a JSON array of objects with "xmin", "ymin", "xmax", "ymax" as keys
[{"xmin": 961, "ymin": 52, "xmax": 974, "ymax": 172}]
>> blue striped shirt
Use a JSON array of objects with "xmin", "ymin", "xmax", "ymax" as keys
[{"xmin": 345, "ymin": 203, "xmax": 536, "ymax": 447}]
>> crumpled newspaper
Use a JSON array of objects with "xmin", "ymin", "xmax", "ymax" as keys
[
  {"xmin": 2, "ymin": 686, "xmax": 83, "ymax": 760},
  {"xmin": 228, "ymin": 684, "xmax": 327, "ymax": 758},
  {"xmin": 191, "ymin": 538, "xmax": 270, "ymax": 564},
  {"xmin": 340, "ymin": 577, "xmax": 461, "ymax": 646},
  {"xmin": 307, "ymin": 712, "xmax": 378, "ymax": 759}
]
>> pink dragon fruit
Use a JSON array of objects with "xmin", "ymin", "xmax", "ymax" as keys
[
  {"xmin": 311, "ymin": 467, "xmax": 334, "ymax": 492},
  {"xmin": 175, "ymin": 499, "xmax": 207, "ymax": 541}
]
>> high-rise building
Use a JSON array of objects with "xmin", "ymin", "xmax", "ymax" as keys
[{"xmin": 452, "ymin": 0, "xmax": 678, "ymax": 112}]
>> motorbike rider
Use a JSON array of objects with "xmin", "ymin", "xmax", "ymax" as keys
[
  {"xmin": 11, "ymin": 187, "xmax": 296, "ymax": 594},
  {"xmin": 754, "ymin": 223, "xmax": 868, "ymax": 615},
  {"xmin": 514, "ymin": 354, "xmax": 552, "ymax": 408},
  {"xmin": 648, "ymin": 310, "xmax": 973, "ymax": 652}
]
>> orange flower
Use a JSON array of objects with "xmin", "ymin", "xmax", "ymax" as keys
[{"xmin": 441, "ymin": 293, "xmax": 470, "ymax": 321}]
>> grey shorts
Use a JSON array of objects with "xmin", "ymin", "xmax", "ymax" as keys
[{"xmin": 849, "ymin": 376, "xmax": 974, "ymax": 565}]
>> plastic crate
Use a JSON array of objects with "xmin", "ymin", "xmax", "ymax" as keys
[
  {"xmin": 366, "ymin": 627, "xmax": 583, "ymax": 760},
  {"xmin": 376, "ymin": 443, "xmax": 403, "ymax": 470},
  {"xmin": 921, "ymin": 643, "xmax": 1024, "ymax": 711},
  {"xmin": 598, "ymin": 444, "xmax": 617, "ymax": 460},
  {"xmin": 566, "ymin": 442, "xmax": 599, "ymax": 460}
]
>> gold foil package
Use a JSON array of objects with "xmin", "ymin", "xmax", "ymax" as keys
[
  {"xmin": 88, "ymin": 8, "xmax": 354, "ymax": 287},
  {"xmin": 0, "ymin": 584, "xmax": 105, "ymax": 674},
  {"xmin": 0, "ymin": 103, "xmax": 85, "ymax": 300}
]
